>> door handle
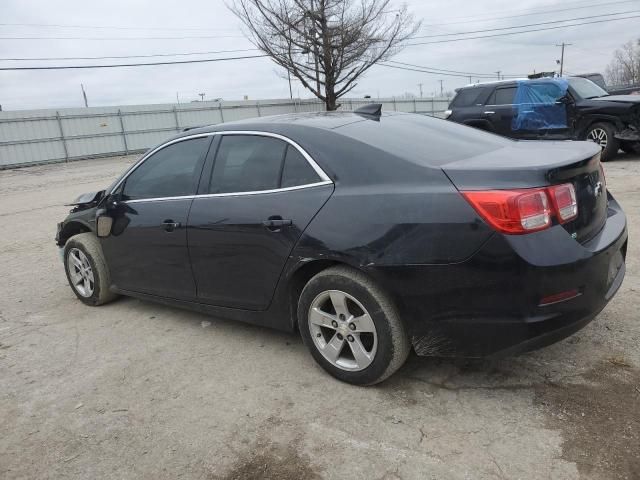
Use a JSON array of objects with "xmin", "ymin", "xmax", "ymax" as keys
[
  {"xmin": 484, "ymin": 111, "xmax": 495, "ymax": 115},
  {"xmin": 162, "ymin": 219, "xmax": 181, "ymax": 232},
  {"xmin": 262, "ymin": 216, "xmax": 292, "ymax": 231}
]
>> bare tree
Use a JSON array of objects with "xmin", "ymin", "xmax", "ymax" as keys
[
  {"xmin": 228, "ymin": 0, "xmax": 419, "ymax": 110},
  {"xmin": 605, "ymin": 39, "xmax": 640, "ymax": 86}
]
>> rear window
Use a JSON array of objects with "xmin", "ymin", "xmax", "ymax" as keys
[
  {"xmin": 336, "ymin": 113, "xmax": 510, "ymax": 167},
  {"xmin": 450, "ymin": 88, "xmax": 483, "ymax": 107}
]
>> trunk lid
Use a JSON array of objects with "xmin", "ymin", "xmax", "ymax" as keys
[{"xmin": 442, "ymin": 140, "xmax": 606, "ymax": 243}]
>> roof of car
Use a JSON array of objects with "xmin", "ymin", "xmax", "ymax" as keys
[
  {"xmin": 458, "ymin": 77, "xmax": 570, "ymax": 90},
  {"xmin": 178, "ymin": 110, "xmax": 391, "ymax": 136}
]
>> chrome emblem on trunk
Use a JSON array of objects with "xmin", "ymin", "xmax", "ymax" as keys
[{"xmin": 594, "ymin": 181, "xmax": 603, "ymax": 197}]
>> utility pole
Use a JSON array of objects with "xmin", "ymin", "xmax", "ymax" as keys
[
  {"xmin": 80, "ymin": 84, "xmax": 88, "ymax": 107},
  {"xmin": 495, "ymin": 70, "xmax": 501, "ymax": 81},
  {"xmin": 417, "ymin": 83, "xmax": 423, "ymax": 98},
  {"xmin": 555, "ymin": 42, "xmax": 572, "ymax": 76},
  {"xmin": 288, "ymin": 70, "xmax": 293, "ymax": 99},
  {"xmin": 438, "ymin": 80, "xmax": 444, "ymax": 97},
  {"xmin": 198, "ymin": 92, "xmax": 206, "ymax": 102},
  {"xmin": 468, "ymin": 76, "xmax": 472, "ymax": 84},
  {"xmin": 176, "ymin": 92, "xmax": 180, "ymax": 104}
]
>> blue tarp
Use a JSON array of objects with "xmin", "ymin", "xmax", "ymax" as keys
[{"xmin": 511, "ymin": 78, "xmax": 569, "ymax": 131}]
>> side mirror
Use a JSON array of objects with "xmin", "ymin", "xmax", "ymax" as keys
[
  {"xmin": 555, "ymin": 95, "xmax": 572, "ymax": 105},
  {"xmin": 96, "ymin": 215, "xmax": 113, "ymax": 238},
  {"xmin": 104, "ymin": 192, "xmax": 122, "ymax": 212}
]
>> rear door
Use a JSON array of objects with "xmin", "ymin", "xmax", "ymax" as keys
[
  {"xmin": 188, "ymin": 133, "xmax": 333, "ymax": 310},
  {"xmin": 448, "ymin": 87, "xmax": 487, "ymax": 126},
  {"xmin": 484, "ymin": 86, "xmax": 518, "ymax": 137}
]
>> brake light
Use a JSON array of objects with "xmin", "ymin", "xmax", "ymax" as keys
[
  {"xmin": 462, "ymin": 183, "xmax": 578, "ymax": 235},
  {"xmin": 462, "ymin": 189, "xmax": 551, "ymax": 234},
  {"xmin": 548, "ymin": 183, "xmax": 578, "ymax": 223}
]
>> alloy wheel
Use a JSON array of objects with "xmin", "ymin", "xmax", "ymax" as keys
[
  {"xmin": 587, "ymin": 127, "xmax": 608, "ymax": 148},
  {"xmin": 67, "ymin": 248, "xmax": 94, "ymax": 297},
  {"xmin": 308, "ymin": 290, "xmax": 378, "ymax": 371}
]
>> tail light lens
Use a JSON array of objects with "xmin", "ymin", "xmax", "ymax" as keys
[
  {"xmin": 548, "ymin": 183, "xmax": 577, "ymax": 223},
  {"xmin": 462, "ymin": 183, "xmax": 578, "ymax": 235}
]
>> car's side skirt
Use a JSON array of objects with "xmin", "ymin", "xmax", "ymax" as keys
[{"xmin": 110, "ymin": 287, "xmax": 295, "ymax": 332}]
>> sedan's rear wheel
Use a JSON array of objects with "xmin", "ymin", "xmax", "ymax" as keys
[
  {"xmin": 64, "ymin": 233, "xmax": 118, "ymax": 306},
  {"xmin": 298, "ymin": 266, "xmax": 410, "ymax": 385}
]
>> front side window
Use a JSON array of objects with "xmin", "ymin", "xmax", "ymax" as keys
[
  {"xmin": 122, "ymin": 137, "xmax": 209, "ymax": 200},
  {"xmin": 209, "ymin": 135, "xmax": 321, "ymax": 194}
]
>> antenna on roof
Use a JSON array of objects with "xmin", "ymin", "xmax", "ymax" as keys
[{"xmin": 354, "ymin": 103, "xmax": 382, "ymax": 119}]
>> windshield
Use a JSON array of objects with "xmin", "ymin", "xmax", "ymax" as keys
[{"xmin": 568, "ymin": 77, "xmax": 609, "ymax": 99}]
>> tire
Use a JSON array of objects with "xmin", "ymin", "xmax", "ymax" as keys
[
  {"xmin": 63, "ymin": 232, "xmax": 118, "ymax": 306},
  {"xmin": 297, "ymin": 266, "xmax": 410, "ymax": 385},
  {"xmin": 620, "ymin": 141, "xmax": 639, "ymax": 155},
  {"xmin": 585, "ymin": 122, "xmax": 619, "ymax": 162}
]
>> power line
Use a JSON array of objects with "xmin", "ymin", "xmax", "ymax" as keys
[
  {"xmin": 0, "ymin": 22, "xmax": 237, "ymax": 32},
  {"xmin": 379, "ymin": 62, "xmax": 518, "ymax": 79},
  {"xmin": 0, "ymin": 54, "xmax": 269, "ymax": 71},
  {"xmin": 413, "ymin": 9, "xmax": 640, "ymax": 39},
  {"xmin": 386, "ymin": 60, "xmax": 522, "ymax": 78},
  {"xmin": 406, "ymin": 14, "xmax": 640, "ymax": 46},
  {"xmin": 420, "ymin": 0, "xmax": 637, "ymax": 27},
  {"xmin": 0, "ymin": 48, "xmax": 260, "ymax": 62},
  {"xmin": 0, "ymin": 34, "xmax": 245, "ymax": 40}
]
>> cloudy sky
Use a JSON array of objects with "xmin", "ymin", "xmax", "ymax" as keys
[{"xmin": 0, "ymin": 0, "xmax": 638, "ymax": 110}]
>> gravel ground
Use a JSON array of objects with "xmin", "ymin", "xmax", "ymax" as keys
[{"xmin": 1, "ymin": 151, "xmax": 639, "ymax": 480}]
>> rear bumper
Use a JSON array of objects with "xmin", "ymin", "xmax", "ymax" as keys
[{"xmin": 372, "ymin": 197, "xmax": 628, "ymax": 358}]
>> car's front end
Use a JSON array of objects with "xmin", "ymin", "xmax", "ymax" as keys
[{"xmin": 55, "ymin": 190, "xmax": 103, "ymax": 252}]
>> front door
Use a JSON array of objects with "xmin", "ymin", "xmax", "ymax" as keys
[
  {"xmin": 101, "ymin": 135, "xmax": 212, "ymax": 299},
  {"xmin": 188, "ymin": 133, "xmax": 333, "ymax": 310}
]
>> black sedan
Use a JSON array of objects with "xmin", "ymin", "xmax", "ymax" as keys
[{"xmin": 56, "ymin": 108, "xmax": 627, "ymax": 385}]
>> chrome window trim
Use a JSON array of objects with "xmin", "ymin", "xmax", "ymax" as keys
[
  {"xmin": 125, "ymin": 181, "xmax": 333, "ymax": 204},
  {"xmin": 110, "ymin": 130, "xmax": 333, "ymax": 200},
  {"xmin": 216, "ymin": 130, "xmax": 331, "ymax": 183}
]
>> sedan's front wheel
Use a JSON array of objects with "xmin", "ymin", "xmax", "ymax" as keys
[
  {"xmin": 64, "ymin": 233, "xmax": 118, "ymax": 306},
  {"xmin": 298, "ymin": 266, "xmax": 410, "ymax": 385}
]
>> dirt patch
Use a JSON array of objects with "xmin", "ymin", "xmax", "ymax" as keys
[
  {"xmin": 215, "ymin": 443, "xmax": 321, "ymax": 480},
  {"xmin": 535, "ymin": 359, "xmax": 640, "ymax": 479}
]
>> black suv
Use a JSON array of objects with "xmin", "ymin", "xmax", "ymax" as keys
[{"xmin": 446, "ymin": 77, "xmax": 640, "ymax": 161}]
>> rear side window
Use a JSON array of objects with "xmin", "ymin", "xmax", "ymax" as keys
[
  {"xmin": 281, "ymin": 146, "xmax": 321, "ymax": 188},
  {"xmin": 122, "ymin": 137, "xmax": 209, "ymax": 200},
  {"xmin": 451, "ymin": 88, "xmax": 483, "ymax": 107},
  {"xmin": 488, "ymin": 87, "xmax": 517, "ymax": 105},
  {"xmin": 210, "ymin": 135, "xmax": 286, "ymax": 193},
  {"xmin": 208, "ymin": 135, "xmax": 322, "ymax": 194}
]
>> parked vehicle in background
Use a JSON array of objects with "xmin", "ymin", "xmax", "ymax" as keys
[
  {"xmin": 55, "ymin": 109, "xmax": 627, "ymax": 385},
  {"xmin": 446, "ymin": 77, "xmax": 640, "ymax": 160},
  {"xmin": 575, "ymin": 73, "xmax": 640, "ymax": 96}
]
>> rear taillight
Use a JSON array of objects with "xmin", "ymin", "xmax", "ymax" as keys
[
  {"xmin": 462, "ymin": 183, "xmax": 578, "ymax": 235},
  {"xmin": 548, "ymin": 183, "xmax": 578, "ymax": 223}
]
